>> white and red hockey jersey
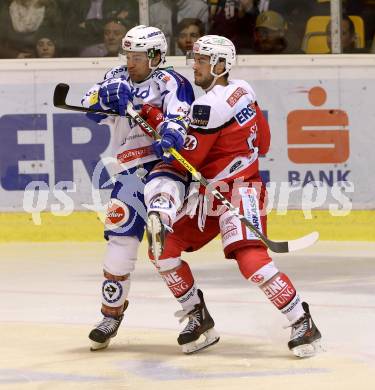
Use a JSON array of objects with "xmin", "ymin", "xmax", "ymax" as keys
[
  {"xmin": 144, "ymin": 79, "xmax": 270, "ymax": 184},
  {"xmin": 82, "ymin": 66, "xmax": 194, "ymax": 173}
]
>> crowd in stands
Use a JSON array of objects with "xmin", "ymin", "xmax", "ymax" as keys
[
  {"xmin": 0, "ymin": 0, "xmax": 374, "ymax": 59},
  {"xmin": 0, "ymin": 0, "xmax": 138, "ymax": 58}
]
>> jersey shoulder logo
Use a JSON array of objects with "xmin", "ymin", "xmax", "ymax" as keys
[
  {"xmin": 153, "ymin": 69, "xmax": 171, "ymax": 83},
  {"xmin": 192, "ymin": 104, "xmax": 211, "ymax": 127},
  {"xmin": 226, "ymin": 87, "xmax": 248, "ymax": 107}
]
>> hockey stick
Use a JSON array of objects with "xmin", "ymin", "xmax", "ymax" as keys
[
  {"xmin": 53, "ymin": 83, "xmax": 119, "ymax": 116},
  {"xmin": 125, "ymin": 104, "xmax": 319, "ymax": 253},
  {"xmin": 53, "ymin": 83, "xmax": 319, "ymax": 253}
]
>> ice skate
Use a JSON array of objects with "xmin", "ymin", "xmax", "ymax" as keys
[
  {"xmin": 146, "ymin": 211, "xmax": 171, "ymax": 262},
  {"xmin": 287, "ymin": 301, "xmax": 322, "ymax": 358},
  {"xmin": 89, "ymin": 300, "xmax": 129, "ymax": 351},
  {"xmin": 175, "ymin": 289, "xmax": 220, "ymax": 354}
]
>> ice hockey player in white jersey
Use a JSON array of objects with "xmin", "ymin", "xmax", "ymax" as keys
[
  {"xmin": 142, "ymin": 35, "xmax": 322, "ymax": 357},
  {"xmin": 81, "ymin": 25, "xmax": 194, "ymax": 351}
]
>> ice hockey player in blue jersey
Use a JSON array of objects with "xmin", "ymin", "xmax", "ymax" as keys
[{"xmin": 81, "ymin": 25, "xmax": 194, "ymax": 351}]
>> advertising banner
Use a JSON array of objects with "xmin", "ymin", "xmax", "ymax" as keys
[{"xmin": 0, "ymin": 57, "xmax": 374, "ymax": 213}]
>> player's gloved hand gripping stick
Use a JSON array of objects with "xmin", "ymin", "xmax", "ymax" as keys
[{"xmin": 54, "ymin": 83, "xmax": 319, "ymax": 253}]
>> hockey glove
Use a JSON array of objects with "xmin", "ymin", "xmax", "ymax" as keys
[
  {"xmin": 98, "ymin": 76, "xmax": 133, "ymax": 116},
  {"xmin": 152, "ymin": 118, "xmax": 188, "ymax": 163},
  {"xmin": 81, "ymin": 88, "xmax": 110, "ymax": 124}
]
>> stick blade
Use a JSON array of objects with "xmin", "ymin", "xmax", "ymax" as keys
[
  {"xmin": 287, "ymin": 231, "xmax": 319, "ymax": 252},
  {"xmin": 53, "ymin": 83, "xmax": 70, "ymax": 108}
]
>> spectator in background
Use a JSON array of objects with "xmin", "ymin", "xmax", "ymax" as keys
[
  {"xmin": 64, "ymin": 0, "xmax": 138, "ymax": 56},
  {"xmin": 209, "ymin": 0, "xmax": 259, "ymax": 52},
  {"xmin": 250, "ymin": 10, "xmax": 290, "ymax": 54},
  {"xmin": 34, "ymin": 29, "xmax": 58, "ymax": 57},
  {"xmin": 0, "ymin": 0, "xmax": 62, "ymax": 58},
  {"xmin": 80, "ymin": 18, "xmax": 128, "ymax": 57},
  {"xmin": 259, "ymin": 0, "xmax": 330, "ymax": 53},
  {"xmin": 176, "ymin": 18, "xmax": 205, "ymax": 55},
  {"xmin": 345, "ymin": 0, "xmax": 375, "ymax": 50},
  {"xmin": 326, "ymin": 15, "xmax": 368, "ymax": 53},
  {"xmin": 149, "ymin": 0, "xmax": 208, "ymax": 55}
]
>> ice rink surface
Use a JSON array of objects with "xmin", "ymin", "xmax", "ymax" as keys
[{"xmin": 1, "ymin": 240, "xmax": 374, "ymax": 390}]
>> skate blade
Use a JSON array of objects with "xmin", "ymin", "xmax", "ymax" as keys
[
  {"xmin": 147, "ymin": 214, "xmax": 162, "ymax": 261},
  {"xmin": 90, "ymin": 339, "xmax": 110, "ymax": 351},
  {"xmin": 292, "ymin": 339, "xmax": 323, "ymax": 358},
  {"xmin": 182, "ymin": 328, "xmax": 220, "ymax": 354}
]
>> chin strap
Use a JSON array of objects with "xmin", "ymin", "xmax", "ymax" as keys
[{"xmin": 204, "ymin": 66, "xmax": 229, "ymax": 92}]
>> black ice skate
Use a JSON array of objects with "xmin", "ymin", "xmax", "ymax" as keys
[
  {"xmin": 175, "ymin": 289, "xmax": 220, "ymax": 354},
  {"xmin": 287, "ymin": 301, "xmax": 322, "ymax": 358},
  {"xmin": 146, "ymin": 211, "xmax": 170, "ymax": 262},
  {"xmin": 89, "ymin": 300, "xmax": 129, "ymax": 351}
]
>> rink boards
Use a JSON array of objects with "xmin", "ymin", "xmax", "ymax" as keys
[{"xmin": 0, "ymin": 55, "xmax": 374, "ymax": 241}]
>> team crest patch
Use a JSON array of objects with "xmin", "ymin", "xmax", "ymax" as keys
[
  {"xmin": 192, "ymin": 105, "xmax": 211, "ymax": 127},
  {"xmin": 102, "ymin": 280, "xmax": 123, "ymax": 303},
  {"xmin": 105, "ymin": 198, "xmax": 130, "ymax": 230},
  {"xmin": 226, "ymin": 87, "xmax": 248, "ymax": 107}
]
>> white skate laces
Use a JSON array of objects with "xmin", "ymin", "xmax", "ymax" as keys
[
  {"xmin": 95, "ymin": 316, "xmax": 121, "ymax": 335},
  {"xmin": 174, "ymin": 290, "xmax": 220, "ymax": 354},
  {"xmin": 287, "ymin": 315, "xmax": 310, "ymax": 340},
  {"xmin": 89, "ymin": 315, "xmax": 123, "ymax": 351},
  {"xmin": 175, "ymin": 307, "xmax": 202, "ymax": 330},
  {"xmin": 88, "ymin": 301, "xmax": 128, "ymax": 351},
  {"xmin": 286, "ymin": 302, "xmax": 323, "ymax": 358}
]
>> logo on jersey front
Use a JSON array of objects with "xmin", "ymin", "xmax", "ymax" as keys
[
  {"xmin": 227, "ymin": 87, "xmax": 248, "ymax": 107},
  {"xmin": 235, "ymin": 102, "xmax": 256, "ymax": 126},
  {"xmin": 105, "ymin": 198, "xmax": 130, "ymax": 230},
  {"xmin": 102, "ymin": 280, "xmax": 123, "ymax": 303},
  {"xmin": 192, "ymin": 104, "xmax": 211, "ymax": 127},
  {"xmin": 183, "ymin": 135, "xmax": 198, "ymax": 150},
  {"xmin": 132, "ymin": 85, "xmax": 150, "ymax": 99}
]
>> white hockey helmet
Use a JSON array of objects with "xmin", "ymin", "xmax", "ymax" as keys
[
  {"xmin": 122, "ymin": 25, "xmax": 167, "ymax": 68},
  {"xmin": 192, "ymin": 35, "xmax": 236, "ymax": 76}
]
